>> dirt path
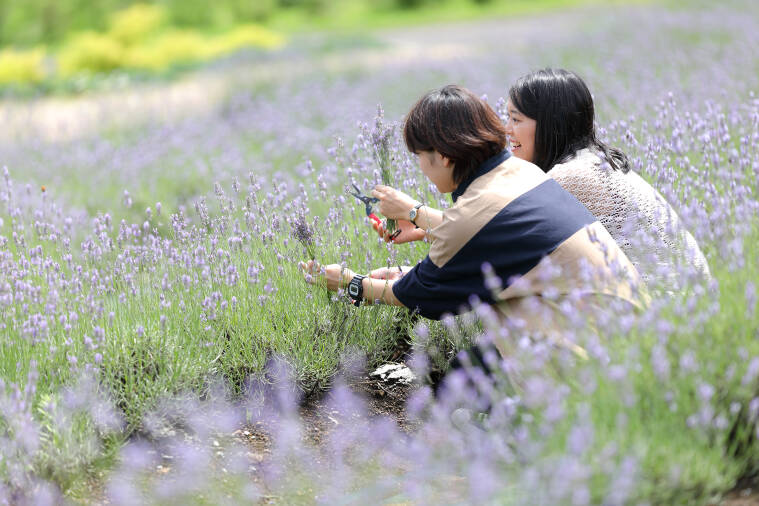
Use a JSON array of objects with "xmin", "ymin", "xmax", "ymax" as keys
[{"xmin": 0, "ymin": 44, "xmax": 476, "ymax": 144}]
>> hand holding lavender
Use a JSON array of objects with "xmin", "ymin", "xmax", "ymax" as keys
[
  {"xmin": 299, "ymin": 260, "xmax": 352, "ymax": 291},
  {"xmin": 373, "ymin": 218, "xmax": 427, "ymax": 244},
  {"xmin": 371, "ymin": 185, "xmax": 419, "ymax": 221},
  {"xmin": 291, "ymin": 212, "xmax": 316, "ymax": 260},
  {"xmin": 371, "ymin": 105, "xmax": 397, "ymax": 235}
]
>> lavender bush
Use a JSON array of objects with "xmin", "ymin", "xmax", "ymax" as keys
[{"xmin": 1, "ymin": 0, "xmax": 758, "ymax": 503}]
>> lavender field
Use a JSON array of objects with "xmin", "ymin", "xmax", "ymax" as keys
[{"xmin": 1, "ymin": 0, "xmax": 758, "ymax": 503}]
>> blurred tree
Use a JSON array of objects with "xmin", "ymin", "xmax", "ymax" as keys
[
  {"xmin": 233, "ymin": 0, "xmax": 278, "ymax": 22},
  {"xmin": 0, "ymin": 0, "xmax": 500, "ymax": 48},
  {"xmin": 159, "ymin": 0, "xmax": 210, "ymax": 27},
  {"xmin": 394, "ymin": 0, "xmax": 428, "ymax": 8},
  {"xmin": 0, "ymin": 0, "xmax": 127, "ymax": 46},
  {"xmin": 278, "ymin": 0, "xmax": 327, "ymax": 15},
  {"xmin": 159, "ymin": 0, "xmax": 283, "ymax": 26}
]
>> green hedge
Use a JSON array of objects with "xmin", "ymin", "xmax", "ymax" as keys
[
  {"xmin": 1, "ymin": 0, "xmax": 498, "ymax": 46},
  {"xmin": 0, "ymin": 4, "xmax": 284, "ymax": 85}
]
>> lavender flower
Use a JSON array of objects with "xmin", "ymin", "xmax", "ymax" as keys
[
  {"xmin": 0, "ymin": 3, "xmax": 757, "ymax": 503},
  {"xmin": 291, "ymin": 212, "xmax": 316, "ymax": 260}
]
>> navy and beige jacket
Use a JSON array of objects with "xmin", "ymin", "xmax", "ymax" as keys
[{"xmin": 392, "ymin": 150, "xmax": 644, "ymax": 335}]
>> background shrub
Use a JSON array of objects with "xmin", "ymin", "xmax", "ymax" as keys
[
  {"xmin": 0, "ymin": 47, "xmax": 46, "ymax": 84},
  {"xmin": 106, "ymin": 3, "xmax": 166, "ymax": 45},
  {"xmin": 52, "ymin": 4, "xmax": 284, "ymax": 77},
  {"xmin": 57, "ymin": 32, "xmax": 125, "ymax": 76}
]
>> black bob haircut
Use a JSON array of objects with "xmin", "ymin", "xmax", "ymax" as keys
[{"xmin": 403, "ymin": 85, "xmax": 507, "ymax": 185}]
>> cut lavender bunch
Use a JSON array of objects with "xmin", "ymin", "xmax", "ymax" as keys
[{"xmin": 372, "ymin": 104, "xmax": 397, "ymax": 235}]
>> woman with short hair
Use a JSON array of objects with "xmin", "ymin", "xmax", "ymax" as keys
[
  {"xmin": 300, "ymin": 85, "xmax": 644, "ymax": 358},
  {"xmin": 377, "ymin": 69, "xmax": 710, "ymax": 290}
]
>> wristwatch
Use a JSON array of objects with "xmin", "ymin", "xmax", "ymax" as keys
[
  {"xmin": 408, "ymin": 203, "xmax": 424, "ymax": 225},
  {"xmin": 347, "ymin": 274, "xmax": 366, "ymax": 307}
]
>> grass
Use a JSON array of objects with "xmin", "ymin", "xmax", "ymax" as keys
[
  {"xmin": 1, "ymin": 0, "xmax": 758, "ymax": 502},
  {"xmin": 0, "ymin": 136, "xmax": 446, "ymax": 427}
]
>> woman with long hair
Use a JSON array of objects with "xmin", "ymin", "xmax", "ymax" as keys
[
  {"xmin": 374, "ymin": 69, "xmax": 709, "ymax": 290},
  {"xmin": 504, "ymin": 68, "xmax": 709, "ymax": 287},
  {"xmin": 300, "ymin": 85, "xmax": 645, "ymax": 360}
]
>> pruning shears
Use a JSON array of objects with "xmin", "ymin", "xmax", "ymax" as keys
[
  {"xmin": 348, "ymin": 183, "xmax": 402, "ymax": 241},
  {"xmin": 348, "ymin": 183, "xmax": 382, "ymax": 227}
]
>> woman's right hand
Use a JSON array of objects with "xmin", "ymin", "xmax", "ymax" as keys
[
  {"xmin": 373, "ymin": 219, "xmax": 427, "ymax": 244},
  {"xmin": 371, "ymin": 185, "xmax": 419, "ymax": 221}
]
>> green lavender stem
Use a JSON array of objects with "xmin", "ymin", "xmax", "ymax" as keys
[{"xmin": 375, "ymin": 127, "xmax": 396, "ymax": 234}]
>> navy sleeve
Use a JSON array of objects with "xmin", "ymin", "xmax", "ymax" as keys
[
  {"xmin": 392, "ymin": 256, "xmax": 490, "ymax": 320},
  {"xmin": 391, "ymin": 180, "xmax": 596, "ymax": 321}
]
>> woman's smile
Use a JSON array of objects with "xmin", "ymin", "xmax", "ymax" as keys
[
  {"xmin": 504, "ymin": 99, "xmax": 537, "ymax": 163},
  {"xmin": 509, "ymin": 137, "xmax": 522, "ymax": 152}
]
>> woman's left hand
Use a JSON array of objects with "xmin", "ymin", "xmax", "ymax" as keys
[
  {"xmin": 372, "ymin": 185, "xmax": 420, "ymax": 221},
  {"xmin": 369, "ymin": 265, "xmax": 411, "ymax": 280},
  {"xmin": 299, "ymin": 260, "xmax": 353, "ymax": 292},
  {"xmin": 373, "ymin": 218, "xmax": 427, "ymax": 244}
]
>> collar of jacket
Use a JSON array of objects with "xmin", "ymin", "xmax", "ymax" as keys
[{"xmin": 451, "ymin": 149, "xmax": 511, "ymax": 203}]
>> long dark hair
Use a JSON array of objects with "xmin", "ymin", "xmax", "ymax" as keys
[
  {"xmin": 404, "ymin": 85, "xmax": 507, "ymax": 185},
  {"xmin": 508, "ymin": 68, "xmax": 629, "ymax": 173}
]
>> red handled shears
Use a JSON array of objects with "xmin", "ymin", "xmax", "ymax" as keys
[
  {"xmin": 348, "ymin": 184, "xmax": 402, "ymax": 241},
  {"xmin": 348, "ymin": 183, "xmax": 382, "ymax": 226}
]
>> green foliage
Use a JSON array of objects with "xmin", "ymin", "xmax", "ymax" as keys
[
  {"xmin": 0, "ymin": 0, "xmax": 615, "ymax": 87},
  {"xmin": 0, "ymin": 0, "xmax": 607, "ymax": 48},
  {"xmin": 0, "ymin": 47, "xmax": 46, "ymax": 84},
  {"xmin": 122, "ymin": 29, "xmax": 208, "ymax": 71},
  {"xmin": 52, "ymin": 4, "xmax": 283, "ymax": 78},
  {"xmin": 204, "ymin": 24, "xmax": 284, "ymax": 53},
  {"xmin": 107, "ymin": 3, "xmax": 166, "ymax": 45},
  {"xmin": 394, "ymin": 0, "xmax": 429, "ymax": 9},
  {"xmin": 0, "ymin": 0, "xmax": 291, "ymax": 46},
  {"xmin": 0, "ymin": 1, "xmax": 284, "ymax": 83},
  {"xmin": 58, "ymin": 31, "xmax": 125, "ymax": 76},
  {"xmin": 278, "ymin": 0, "xmax": 328, "ymax": 14},
  {"xmin": 34, "ymin": 392, "xmax": 105, "ymax": 492},
  {"xmin": 0, "ymin": 0, "xmax": 123, "ymax": 46}
]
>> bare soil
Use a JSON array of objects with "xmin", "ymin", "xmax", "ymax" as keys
[
  {"xmin": 717, "ymin": 475, "xmax": 759, "ymax": 505},
  {"xmin": 228, "ymin": 372, "xmax": 418, "ymax": 505},
  {"xmin": 235, "ymin": 373, "xmax": 419, "ymax": 456}
]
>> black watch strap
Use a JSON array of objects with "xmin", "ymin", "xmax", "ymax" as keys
[{"xmin": 347, "ymin": 274, "xmax": 366, "ymax": 306}]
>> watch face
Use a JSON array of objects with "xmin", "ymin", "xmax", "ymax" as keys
[
  {"xmin": 349, "ymin": 284, "xmax": 360, "ymax": 297},
  {"xmin": 409, "ymin": 209, "xmax": 417, "ymax": 221}
]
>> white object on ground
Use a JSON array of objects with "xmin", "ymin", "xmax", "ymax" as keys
[{"xmin": 370, "ymin": 363, "xmax": 416, "ymax": 385}]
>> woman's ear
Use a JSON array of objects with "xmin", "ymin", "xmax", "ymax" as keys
[{"xmin": 441, "ymin": 155, "xmax": 454, "ymax": 168}]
